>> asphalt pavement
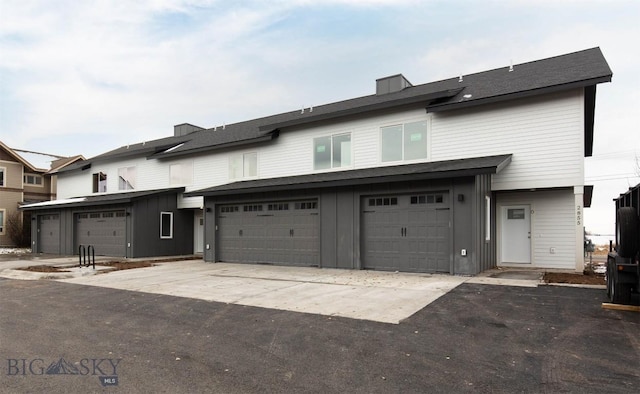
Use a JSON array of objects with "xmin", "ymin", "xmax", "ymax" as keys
[{"xmin": 0, "ymin": 277, "xmax": 637, "ymax": 393}]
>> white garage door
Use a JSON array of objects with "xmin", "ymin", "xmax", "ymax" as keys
[
  {"xmin": 217, "ymin": 200, "xmax": 319, "ymax": 266},
  {"xmin": 76, "ymin": 211, "xmax": 126, "ymax": 256}
]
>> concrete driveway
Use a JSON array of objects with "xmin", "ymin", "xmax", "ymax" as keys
[{"xmin": 0, "ymin": 257, "xmax": 546, "ymax": 324}]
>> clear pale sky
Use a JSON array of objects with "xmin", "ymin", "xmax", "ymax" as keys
[{"xmin": 1, "ymin": 0, "xmax": 639, "ymax": 236}]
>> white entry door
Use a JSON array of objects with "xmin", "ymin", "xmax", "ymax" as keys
[
  {"xmin": 501, "ymin": 205, "xmax": 531, "ymax": 264},
  {"xmin": 194, "ymin": 211, "xmax": 204, "ymax": 254}
]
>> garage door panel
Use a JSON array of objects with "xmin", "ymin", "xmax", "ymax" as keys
[
  {"xmin": 362, "ymin": 193, "xmax": 450, "ymax": 273},
  {"xmin": 39, "ymin": 214, "xmax": 60, "ymax": 254},
  {"xmin": 217, "ymin": 201, "xmax": 319, "ymax": 266},
  {"xmin": 76, "ymin": 211, "xmax": 126, "ymax": 257}
]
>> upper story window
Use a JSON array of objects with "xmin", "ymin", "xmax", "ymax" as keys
[
  {"xmin": 229, "ymin": 152, "xmax": 257, "ymax": 180},
  {"xmin": 92, "ymin": 172, "xmax": 107, "ymax": 193},
  {"xmin": 0, "ymin": 167, "xmax": 5, "ymax": 187},
  {"xmin": 314, "ymin": 133, "xmax": 351, "ymax": 170},
  {"xmin": 170, "ymin": 162, "xmax": 193, "ymax": 186},
  {"xmin": 118, "ymin": 166, "xmax": 136, "ymax": 190},
  {"xmin": 24, "ymin": 174, "xmax": 43, "ymax": 186},
  {"xmin": 381, "ymin": 120, "xmax": 428, "ymax": 162}
]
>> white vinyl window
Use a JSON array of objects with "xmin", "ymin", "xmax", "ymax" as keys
[
  {"xmin": 229, "ymin": 152, "xmax": 257, "ymax": 180},
  {"xmin": 92, "ymin": 172, "xmax": 107, "ymax": 193},
  {"xmin": 169, "ymin": 162, "xmax": 194, "ymax": 186},
  {"xmin": 160, "ymin": 212, "xmax": 173, "ymax": 239},
  {"xmin": 313, "ymin": 133, "xmax": 351, "ymax": 170},
  {"xmin": 118, "ymin": 166, "xmax": 136, "ymax": 190},
  {"xmin": 381, "ymin": 120, "xmax": 428, "ymax": 162}
]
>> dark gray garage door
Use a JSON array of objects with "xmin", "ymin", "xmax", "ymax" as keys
[
  {"xmin": 217, "ymin": 200, "xmax": 319, "ymax": 266},
  {"xmin": 362, "ymin": 192, "xmax": 450, "ymax": 273},
  {"xmin": 76, "ymin": 211, "xmax": 126, "ymax": 256},
  {"xmin": 39, "ymin": 214, "xmax": 60, "ymax": 254}
]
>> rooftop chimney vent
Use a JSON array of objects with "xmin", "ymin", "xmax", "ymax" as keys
[
  {"xmin": 174, "ymin": 123, "xmax": 205, "ymax": 137},
  {"xmin": 376, "ymin": 74, "xmax": 412, "ymax": 95}
]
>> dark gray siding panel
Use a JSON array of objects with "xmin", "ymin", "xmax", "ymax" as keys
[
  {"xmin": 475, "ymin": 174, "xmax": 496, "ymax": 273},
  {"xmin": 336, "ymin": 192, "xmax": 356, "ymax": 269},
  {"xmin": 452, "ymin": 180, "xmax": 474, "ymax": 275},
  {"xmin": 319, "ymin": 190, "xmax": 356, "ymax": 269},
  {"xmin": 320, "ymin": 193, "xmax": 337, "ymax": 268},
  {"xmin": 132, "ymin": 193, "xmax": 193, "ymax": 258}
]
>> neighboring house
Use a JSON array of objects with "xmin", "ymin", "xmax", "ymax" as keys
[
  {"xmin": 22, "ymin": 48, "xmax": 612, "ymax": 274},
  {"xmin": 0, "ymin": 141, "xmax": 83, "ymax": 247}
]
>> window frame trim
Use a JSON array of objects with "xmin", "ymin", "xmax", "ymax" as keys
[
  {"xmin": 160, "ymin": 211, "xmax": 174, "ymax": 239},
  {"xmin": 379, "ymin": 119, "xmax": 429, "ymax": 163},
  {"xmin": 0, "ymin": 208, "xmax": 5, "ymax": 234},
  {"xmin": 23, "ymin": 173, "xmax": 44, "ymax": 187},
  {"xmin": 313, "ymin": 132, "xmax": 352, "ymax": 171},
  {"xmin": 0, "ymin": 167, "xmax": 6, "ymax": 187}
]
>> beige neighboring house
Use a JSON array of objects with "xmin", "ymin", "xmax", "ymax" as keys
[{"xmin": 0, "ymin": 140, "xmax": 84, "ymax": 247}]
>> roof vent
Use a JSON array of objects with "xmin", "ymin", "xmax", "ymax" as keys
[
  {"xmin": 376, "ymin": 74, "xmax": 412, "ymax": 95},
  {"xmin": 174, "ymin": 123, "xmax": 205, "ymax": 137}
]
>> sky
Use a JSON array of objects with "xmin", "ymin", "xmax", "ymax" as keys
[{"xmin": 0, "ymin": 0, "xmax": 638, "ymax": 236}]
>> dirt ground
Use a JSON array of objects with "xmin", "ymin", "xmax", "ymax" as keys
[
  {"xmin": 543, "ymin": 271, "xmax": 605, "ymax": 285},
  {"xmin": 19, "ymin": 260, "xmax": 154, "ymax": 273}
]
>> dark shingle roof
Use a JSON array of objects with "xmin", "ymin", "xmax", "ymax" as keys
[
  {"xmin": 425, "ymin": 47, "xmax": 612, "ymax": 112},
  {"xmin": 185, "ymin": 154, "xmax": 512, "ymax": 197},
  {"xmin": 60, "ymin": 47, "xmax": 611, "ymax": 172}
]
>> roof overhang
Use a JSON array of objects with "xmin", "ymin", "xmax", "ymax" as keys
[
  {"xmin": 584, "ymin": 185, "xmax": 594, "ymax": 208},
  {"xmin": 20, "ymin": 187, "xmax": 185, "ymax": 211},
  {"xmin": 186, "ymin": 155, "xmax": 512, "ymax": 198},
  {"xmin": 426, "ymin": 76, "xmax": 611, "ymax": 114},
  {"xmin": 152, "ymin": 133, "xmax": 277, "ymax": 160}
]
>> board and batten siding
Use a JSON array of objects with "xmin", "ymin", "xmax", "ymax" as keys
[
  {"xmin": 431, "ymin": 89, "xmax": 585, "ymax": 191},
  {"xmin": 497, "ymin": 189, "xmax": 577, "ymax": 269}
]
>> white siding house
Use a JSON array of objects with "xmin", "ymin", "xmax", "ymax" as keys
[{"xmin": 28, "ymin": 48, "xmax": 612, "ymax": 274}]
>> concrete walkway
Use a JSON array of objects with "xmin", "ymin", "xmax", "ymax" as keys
[{"xmin": 0, "ymin": 258, "xmax": 548, "ymax": 324}]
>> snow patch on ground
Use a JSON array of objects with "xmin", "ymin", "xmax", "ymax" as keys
[{"xmin": 0, "ymin": 248, "xmax": 31, "ymax": 255}]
